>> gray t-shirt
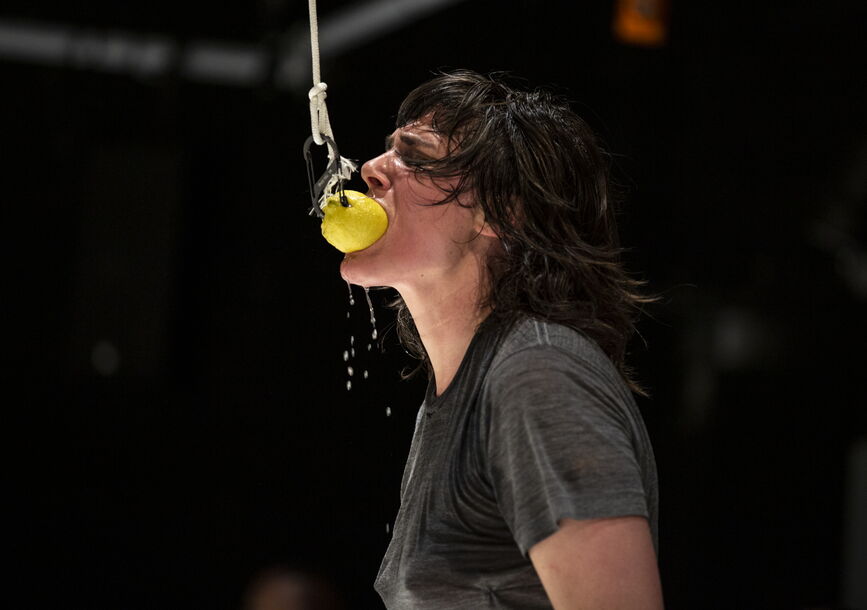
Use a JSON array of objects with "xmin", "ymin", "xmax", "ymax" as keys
[{"xmin": 374, "ymin": 316, "xmax": 659, "ymax": 609}]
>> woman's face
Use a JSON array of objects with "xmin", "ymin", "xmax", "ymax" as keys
[{"xmin": 339, "ymin": 118, "xmax": 487, "ymax": 292}]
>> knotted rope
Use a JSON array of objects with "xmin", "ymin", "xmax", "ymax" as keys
[{"xmin": 305, "ymin": 0, "xmax": 356, "ymax": 215}]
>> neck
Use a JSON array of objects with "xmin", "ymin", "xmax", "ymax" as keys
[{"xmin": 396, "ymin": 260, "xmax": 493, "ymax": 398}]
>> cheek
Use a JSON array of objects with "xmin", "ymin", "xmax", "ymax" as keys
[
  {"xmin": 400, "ymin": 210, "xmax": 448, "ymax": 245},
  {"xmin": 390, "ymin": 226, "xmax": 433, "ymax": 259}
]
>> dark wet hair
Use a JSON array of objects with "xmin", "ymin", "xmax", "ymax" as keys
[{"xmin": 387, "ymin": 69, "xmax": 660, "ymax": 397}]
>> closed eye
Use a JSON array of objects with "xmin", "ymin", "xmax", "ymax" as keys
[{"xmin": 385, "ymin": 132, "xmax": 438, "ymax": 163}]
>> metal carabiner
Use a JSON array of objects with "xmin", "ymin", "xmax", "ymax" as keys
[{"xmin": 303, "ymin": 134, "xmax": 350, "ymax": 218}]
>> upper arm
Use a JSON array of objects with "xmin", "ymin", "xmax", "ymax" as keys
[
  {"xmin": 528, "ymin": 516, "xmax": 663, "ymax": 610},
  {"xmin": 486, "ymin": 346, "xmax": 655, "ymax": 557}
]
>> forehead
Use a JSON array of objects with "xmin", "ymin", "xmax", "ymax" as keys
[{"xmin": 386, "ymin": 118, "xmax": 451, "ymax": 158}]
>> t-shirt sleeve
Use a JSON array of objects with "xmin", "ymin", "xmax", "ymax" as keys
[{"xmin": 484, "ymin": 345, "xmax": 650, "ymax": 557}]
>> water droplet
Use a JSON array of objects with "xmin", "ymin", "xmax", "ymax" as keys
[
  {"xmin": 350, "ymin": 335, "xmax": 355, "ymax": 345},
  {"xmin": 347, "ymin": 366, "xmax": 354, "ymax": 376},
  {"xmin": 343, "ymin": 350, "xmax": 349, "ymax": 361},
  {"xmin": 372, "ymin": 328, "xmax": 378, "ymax": 340},
  {"xmin": 363, "ymin": 370, "xmax": 369, "ymax": 379},
  {"xmin": 346, "ymin": 380, "xmax": 352, "ymax": 390},
  {"xmin": 385, "ymin": 522, "xmax": 390, "ymax": 533},
  {"xmin": 346, "ymin": 280, "xmax": 355, "ymax": 306},
  {"xmin": 363, "ymin": 287, "xmax": 378, "ymax": 343},
  {"xmin": 351, "ymin": 348, "xmax": 355, "ymax": 357},
  {"xmin": 367, "ymin": 343, "xmax": 372, "ymax": 351},
  {"xmin": 346, "ymin": 311, "xmax": 350, "ymax": 319},
  {"xmin": 385, "ymin": 406, "xmax": 392, "ymax": 417}
]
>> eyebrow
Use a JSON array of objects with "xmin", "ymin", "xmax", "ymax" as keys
[{"xmin": 384, "ymin": 132, "xmax": 438, "ymax": 151}]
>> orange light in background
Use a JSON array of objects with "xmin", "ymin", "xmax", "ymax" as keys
[{"xmin": 612, "ymin": 0, "xmax": 670, "ymax": 47}]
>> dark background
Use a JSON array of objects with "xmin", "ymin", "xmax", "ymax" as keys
[{"xmin": 3, "ymin": 1, "xmax": 866, "ymax": 608}]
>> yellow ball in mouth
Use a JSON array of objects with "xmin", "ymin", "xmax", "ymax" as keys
[{"xmin": 320, "ymin": 189, "xmax": 388, "ymax": 253}]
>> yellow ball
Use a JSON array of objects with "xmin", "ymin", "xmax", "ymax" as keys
[{"xmin": 320, "ymin": 189, "xmax": 388, "ymax": 253}]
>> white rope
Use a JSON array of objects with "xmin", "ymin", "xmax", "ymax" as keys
[
  {"xmin": 308, "ymin": 0, "xmax": 334, "ymax": 147},
  {"xmin": 307, "ymin": 0, "xmax": 357, "ymax": 205},
  {"xmin": 308, "ymin": 82, "xmax": 331, "ymax": 146}
]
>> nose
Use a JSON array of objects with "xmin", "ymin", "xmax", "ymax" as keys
[{"xmin": 361, "ymin": 151, "xmax": 392, "ymax": 196}]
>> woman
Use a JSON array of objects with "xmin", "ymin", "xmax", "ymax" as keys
[{"xmin": 340, "ymin": 69, "xmax": 663, "ymax": 609}]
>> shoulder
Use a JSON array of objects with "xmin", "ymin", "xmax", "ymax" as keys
[
  {"xmin": 482, "ymin": 317, "xmax": 637, "ymax": 424},
  {"xmin": 489, "ymin": 317, "xmax": 623, "ymax": 389}
]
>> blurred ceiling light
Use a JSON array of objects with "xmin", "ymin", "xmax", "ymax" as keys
[
  {"xmin": 0, "ymin": 0, "xmax": 469, "ymax": 88},
  {"xmin": 182, "ymin": 42, "xmax": 267, "ymax": 86},
  {"xmin": 275, "ymin": 0, "xmax": 468, "ymax": 90},
  {"xmin": 0, "ymin": 19, "xmax": 68, "ymax": 65},
  {"xmin": 0, "ymin": 18, "xmax": 176, "ymax": 79}
]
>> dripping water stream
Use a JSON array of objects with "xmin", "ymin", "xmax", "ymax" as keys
[
  {"xmin": 343, "ymin": 282, "xmax": 379, "ymax": 390},
  {"xmin": 345, "ymin": 281, "xmax": 354, "ymax": 390},
  {"xmin": 345, "ymin": 282, "xmax": 392, "ymax": 538},
  {"xmin": 363, "ymin": 287, "xmax": 379, "ymax": 380},
  {"xmin": 364, "ymin": 287, "xmax": 378, "ymax": 341}
]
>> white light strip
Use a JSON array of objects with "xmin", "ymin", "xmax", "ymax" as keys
[
  {"xmin": 66, "ymin": 32, "xmax": 177, "ymax": 77},
  {"xmin": 276, "ymin": 0, "xmax": 468, "ymax": 90},
  {"xmin": 0, "ymin": 0, "xmax": 468, "ymax": 88},
  {"xmin": 320, "ymin": 0, "xmax": 466, "ymax": 57},
  {"xmin": 182, "ymin": 42, "xmax": 267, "ymax": 86},
  {"xmin": 0, "ymin": 19, "xmax": 68, "ymax": 64}
]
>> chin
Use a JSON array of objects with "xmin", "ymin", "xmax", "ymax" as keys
[{"xmin": 339, "ymin": 252, "xmax": 379, "ymax": 287}]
